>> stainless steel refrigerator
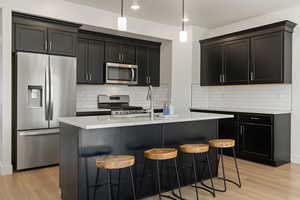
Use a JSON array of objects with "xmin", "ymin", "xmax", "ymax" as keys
[{"xmin": 14, "ymin": 52, "xmax": 76, "ymax": 170}]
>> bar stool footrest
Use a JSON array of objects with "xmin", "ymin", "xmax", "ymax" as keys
[
  {"xmin": 200, "ymin": 177, "xmax": 241, "ymax": 193},
  {"xmin": 191, "ymin": 185, "xmax": 216, "ymax": 197}
]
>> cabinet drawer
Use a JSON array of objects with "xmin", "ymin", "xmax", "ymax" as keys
[{"xmin": 239, "ymin": 114, "xmax": 273, "ymax": 124}]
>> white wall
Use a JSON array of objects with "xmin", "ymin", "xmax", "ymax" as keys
[
  {"xmin": 0, "ymin": 0, "xmax": 195, "ymax": 174},
  {"xmin": 193, "ymin": 5, "xmax": 300, "ymax": 164}
]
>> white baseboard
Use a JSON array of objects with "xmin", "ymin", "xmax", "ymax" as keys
[
  {"xmin": 291, "ymin": 155, "xmax": 300, "ymax": 164},
  {"xmin": 0, "ymin": 162, "xmax": 13, "ymax": 175}
]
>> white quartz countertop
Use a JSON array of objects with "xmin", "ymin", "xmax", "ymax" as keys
[
  {"xmin": 59, "ymin": 112, "xmax": 234, "ymax": 130},
  {"xmin": 191, "ymin": 107, "xmax": 292, "ymax": 115},
  {"xmin": 76, "ymin": 108, "xmax": 111, "ymax": 112}
]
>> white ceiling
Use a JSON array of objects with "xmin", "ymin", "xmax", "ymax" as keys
[{"xmin": 66, "ymin": 0, "xmax": 300, "ymax": 28}]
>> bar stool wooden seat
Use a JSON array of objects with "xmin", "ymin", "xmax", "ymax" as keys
[
  {"xmin": 179, "ymin": 144, "xmax": 215, "ymax": 200},
  {"xmin": 96, "ymin": 155, "xmax": 136, "ymax": 200},
  {"xmin": 206, "ymin": 139, "xmax": 241, "ymax": 193},
  {"xmin": 140, "ymin": 148, "xmax": 182, "ymax": 200}
]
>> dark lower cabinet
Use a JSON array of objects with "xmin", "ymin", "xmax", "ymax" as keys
[
  {"xmin": 191, "ymin": 109, "xmax": 291, "ymax": 166},
  {"xmin": 77, "ymin": 38, "xmax": 105, "ymax": 84},
  {"xmin": 239, "ymin": 123, "xmax": 272, "ymax": 160},
  {"xmin": 48, "ymin": 29, "xmax": 77, "ymax": 56},
  {"xmin": 15, "ymin": 23, "xmax": 48, "ymax": 53}
]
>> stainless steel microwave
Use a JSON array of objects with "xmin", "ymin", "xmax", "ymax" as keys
[{"xmin": 105, "ymin": 62, "xmax": 138, "ymax": 85}]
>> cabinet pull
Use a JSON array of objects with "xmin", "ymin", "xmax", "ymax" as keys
[
  {"xmin": 240, "ymin": 125, "xmax": 243, "ymax": 135},
  {"xmin": 49, "ymin": 41, "xmax": 52, "ymax": 51},
  {"xmin": 86, "ymin": 74, "xmax": 88, "ymax": 81},
  {"xmin": 222, "ymin": 74, "xmax": 225, "ymax": 83},
  {"xmin": 118, "ymin": 53, "xmax": 121, "ymax": 61},
  {"xmin": 121, "ymin": 54, "xmax": 124, "ymax": 62},
  {"xmin": 45, "ymin": 40, "xmax": 48, "ymax": 51},
  {"xmin": 220, "ymin": 75, "xmax": 222, "ymax": 83},
  {"xmin": 250, "ymin": 117, "xmax": 260, "ymax": 120},
  {"xmin": 89, "ymin": 73, "xmax": 92, "ymax": 81},
  {"xmin": 250, "ymin": 72, "xmax": 254, "ymax": 81}
]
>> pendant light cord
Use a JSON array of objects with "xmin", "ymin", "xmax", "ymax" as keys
[
  {"xmin": 121, "ymin": 0, "xmax": 124, "ymax": 17},
  {"xmin": 182, "ymin": 0, "xmax": 185, "ymax": 31}
]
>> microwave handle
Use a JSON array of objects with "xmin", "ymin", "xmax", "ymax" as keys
[{"xmin": 131, "ymin": 68, "xmax": 135, "ymax": 81}]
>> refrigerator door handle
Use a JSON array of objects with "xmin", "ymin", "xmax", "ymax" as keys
[
  {"xmin": 49, "ymin": 65, "xmax": 54, "ymax": 120},
  {"xmin": 45, "ymin": 65, "xmax": 50, "ymax": 121},
  {"xmin": 19, "ymin": 128, "xmax": 60, "ymax": 136}
]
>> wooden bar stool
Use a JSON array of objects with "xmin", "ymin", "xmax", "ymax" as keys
[
  {"xmin": 207, "ymin": 139, "xmax": 241, "ymax": 192},
  {"xmin": 179, "ymin": 144, "xmax": 216, "ymax": 200},
  {"xmin": 96, "ymin": 155, "xmax": 136, "ymax": 200},
  {"xmin": 141, "ymin": 148, "xmax": 182, "ymax": 200}
]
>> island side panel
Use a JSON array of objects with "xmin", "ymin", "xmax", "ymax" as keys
[
  {"xmin": 78, "ymin": 124, "xmax": 162, "ymax": 200},
  {"xmin": 60, "ymin": 123, "xmax": 80, "ymax": 200},
  {"xmin": 162, "ymin": 120, "xmax": 219, "ymax": 187}
]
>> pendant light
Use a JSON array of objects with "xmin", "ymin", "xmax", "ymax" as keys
[
  {"xmin": 118, "ymin": 0, "xmax": 127, "ymax": 31},
  {"xmin": 131, "ymin": 0, "xmax": 140, "ymax": 10},
  {"xmin": 179, "ymin": 0, "xmax": 188, "ymax": 42}
]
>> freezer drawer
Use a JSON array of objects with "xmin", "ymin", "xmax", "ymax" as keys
[{"xmin": 16, "ymin": 129, "xmax": 59, "ymax": 170}]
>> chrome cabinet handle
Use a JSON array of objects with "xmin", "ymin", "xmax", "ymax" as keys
[
  {"xmin": 131, "ymin": 68, "xmax": 135, "ymax": 81},
  {"xmin": 89, "ymin": 73, "xmax": 92, "ymax": 81},
  {"xmin": 250, "ymin": 117, "xmax": 260, "ymax": 120},
  {"xmin": 49, "ymin": 65, "xmax": 54, "ymax": 120},
  {"xmin": 49, "ymin": 41, "xmax": 52, "ymax": 51},
  {"xmin": 240, "ymin": 125, "xmax": 244, "ymax": 135},
  {"xmin": 45, "ymin": 40, "xmax": 48, "ymax": 51},
  {"xmin": 220, "ymin": 75, "xmax": 222, "ymax": 83},
  {"xmin": 250, "ymin": 72, "xmax": 254, "ymax": 81},
  {"xmin": 222, "ymin": 74, "xmax": 225, "ymax": 83}
]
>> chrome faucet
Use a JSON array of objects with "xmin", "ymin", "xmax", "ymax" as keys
[{"xmin": 147, "ymin": 84, "xmax": 154, "ymax": 120}]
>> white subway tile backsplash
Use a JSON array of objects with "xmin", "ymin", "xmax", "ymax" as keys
[
  {"xmin": 77, "ymin": 84, "xmax": 170, "ymax": 110},
  {"xmin": 192, "ymin": 84, "xmax": 292, "ymax": 111}
]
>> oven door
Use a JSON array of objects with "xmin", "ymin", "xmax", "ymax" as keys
[{"xmin": 105, "ymin": 63, "xmax": 138, "ymax": 85}]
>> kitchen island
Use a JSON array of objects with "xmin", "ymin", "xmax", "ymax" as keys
[{"xmin": 59, "ymin": 112, "xmax": 233, "ymax": 200}]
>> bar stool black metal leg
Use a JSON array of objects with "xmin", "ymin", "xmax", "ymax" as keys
[
  {"xmin": 233, "ymin": 148, "xmax": 242, "ymax": 188},
  {"xmin": 85, "ymin": 158, "xmax": 90, "ymax": 200},
  {"xmin": 137, "ymin": 159, "xmax": 148, "ymax": 196},
  {"xmin": 93, "ymin": 168, "xmax": 100, "ymax": 200},
  {"xmin": 129, "ymin": 167, "xmax": 137, "ymax": 200},
  {"xmin": 107, "ymin": 169, "xmax": 112, "ymax": 200},
  {"xmin": 174, "ymin": 158, "xmax": 183, "ymax": 199},
  {"xmin": 117, "ymin": 169, "xmax": 122, "ymax": 200},
  {"xmin": 156, "ymin": 160, "xmax": 162, "ymax": 200},
  {"xmin": 220, "ymin": 148, "xmax": 227, "ymax": 192},
  {"xmin": 192, "ymin": 154, "xmax": 199, "ymax": 200},
  {"xmin": 206, "ymin": 152, "xmax": 216, "ymax": 197}
]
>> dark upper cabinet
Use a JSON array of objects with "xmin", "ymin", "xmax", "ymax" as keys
[
  {"xmin": 15, "ymin": 24, "xmax": 48, "ymax": 53},
  {"xmin": 105, "ymin": 42, "xmax": 122, "ymax": 63},
  {"xmin": 121, "ymin": 44, "xmax": 136, "ymax": 64},
  {"xmin": 48, "ymin": 29, "xmax": 77, "ymax": 56},
  {"xmin": 77, "ymin": 38, "xmax": 89, "ymax": 84},
  {"xmin": 13, "ymin": 13, "xmax": 79, "ymax": 56},
  {"xmin": 136, "ymin": 46, "xmax": 148, "ymax": 86},
  {"xmin": 223, "ymin": 39, "xmax": 250, "ymax": 84},
  {"xmin": 200, "ymin": 21, "xmax": 296, "ymax": 86},
  {"xmin": 136, "ymin": 46, "xmax": 160, "ymax": 87},
  {"xmin": 77, "ymin": 38, "xmax": 105, "ymax": 84},
  {"xmin": 105, "ymin": 42, "xmax": 136, "ymax": 64},
  {"xmin": 88, "ymin": 40, "xmax": 105, "ymax": 84},
  {"xmin": 250, "ymin": 32, "xmax": 284, "ymax": 83},
  {"xmin": 148, "ymin": 47, "xmax": 160, "ymax": 87},
  {"xmin": 201, "ymin": 44, "xmax": 223, "ymax": 86}
]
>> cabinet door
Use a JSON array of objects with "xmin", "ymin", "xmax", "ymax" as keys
[
  {"xmin": 105, "ymin": 42, "xmax": 121, "ymax": 63},
  {"xmin": 219, "ymin": 118, "xmax": 238, "ymax": 156},
  {"xmin": 77, "ymin": 39, "xmax": 89, "ymax": 84},
  {"xmin": 201, "ymin": 44, "xmax": 223, "ymax": 86},
  {"xmin": 239, "ymin": 123, "xmax": 272, "ymax": 160},
  {"xmin": 48, "ymin": 29, "xmax": 77, "ymax": 56},
  {"xmin": 121, "ymin": 44, "xmax": 136, "ymax": 64},
  {"xmin": 251, "ymin": 32, "xmax": 283, "ymax": 83},
  {"xmin": 223, "ymin": 39, "xmax": 250, "ymax": 84},
  {"xmin": 88, "ymin": 40, "xmax": 105, "ymax": 84},
  {"xmin": 136, "ymin": 46, "xmax": 148, "ymax": 86},
  {"xmin": 148, "ymin": 47, "xmax": 160, "ymax": 87},
  {"xmin": 15, "ymin": 24, "xmax": 48, "ymax": 53}
]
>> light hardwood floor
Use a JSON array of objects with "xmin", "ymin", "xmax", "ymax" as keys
[{"xmin": 0, "ymin": 157, "xmax": 300, "ymax": 200}]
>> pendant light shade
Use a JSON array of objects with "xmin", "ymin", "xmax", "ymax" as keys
[
  {"xmin": 179, "ymin": 0, "xmax": 188, "ymax": 42},
  {"xmin": 118, "ymin": 0, "xmax": 127, "ymax": 31}
]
